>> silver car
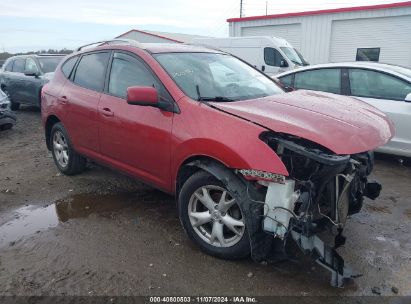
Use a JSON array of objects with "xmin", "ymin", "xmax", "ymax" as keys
[{"xmin": 277, "ymin": 62, "xmax": 411, "ymax": 157}]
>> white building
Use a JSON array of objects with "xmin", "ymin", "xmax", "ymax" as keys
[
  {"xmin": 227, "ymin": 1, "xmax": 411, "ymax": 67},
  {"xmin": 116, "ymin": 29, "xmax": 211, "ymax": 44}
]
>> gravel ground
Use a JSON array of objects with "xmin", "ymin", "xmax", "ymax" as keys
[{"xmin": 0, "ymin": 108, "xmax": 410, "ymax": 296}]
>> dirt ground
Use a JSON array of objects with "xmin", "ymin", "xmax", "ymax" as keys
[{"xmin": 0, "ymin": 108, "xmax": 410, "ymax": 297}]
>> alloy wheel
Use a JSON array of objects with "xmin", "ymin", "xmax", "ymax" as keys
[{"xmin": 53, "ymin": 130, "xmax": 69, "ymax": 168}]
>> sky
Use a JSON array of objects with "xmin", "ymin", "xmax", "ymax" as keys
[{"xmin": 0, "ymin": 0, "xmax": 405, "ymax": 52}]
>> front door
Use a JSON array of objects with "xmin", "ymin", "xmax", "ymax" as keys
[{"xmin": 98, "ymin": 52, "xmax": 174, "ymax": 190}]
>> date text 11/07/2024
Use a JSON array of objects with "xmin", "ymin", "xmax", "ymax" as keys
[{"xmin": 149, "ymin": 296, "xmax": 258, "ymax": 303}]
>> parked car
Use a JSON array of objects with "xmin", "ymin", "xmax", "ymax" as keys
[
  {"xmin": 42, "ymin": 40, "xmax": 393, "ymax": 287},
  {"xmin": 276, "ymin": 62, "xmax": 411, "ymax": 157},
  {"xmin": 0, "ymin": 88, "xmax": 16, "ymax": 130},
  {"xmin": 192, "ymin": 36, "xmax": 309, "ymax": 76},
  {"xmin": 0, "ymin": 54, "xmax": 64, "ymax": 110}
]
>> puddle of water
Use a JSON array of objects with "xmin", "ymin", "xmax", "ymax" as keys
[{"xmin": 0, "ymin": 193, "xmax": 136, "ymax": 248}]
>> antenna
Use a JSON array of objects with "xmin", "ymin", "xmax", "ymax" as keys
[{"xmin": 240, "ymin": 0, "xmax": 243, "ymax": 17}]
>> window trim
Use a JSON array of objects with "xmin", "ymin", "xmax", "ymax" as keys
[
  {"xmin": 356, "ymin": 47, "xmax": 380, "ymax": 62},
  {"xmin": 347, "ymin": 67, "xmax": 411, "ymax": 101},
  {"xmin": 71, "ymin": 50, "xmax": 112, "ymax": 93},
  {"xmin": 103, "ymin": 50, "xmax": 178, "ymax": 113},
  {"xmin": 292, "ymin": 67, "xmax": 343, "ymax": 95}
]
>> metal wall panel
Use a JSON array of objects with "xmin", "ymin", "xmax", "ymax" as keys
[
  {"xmin": 330, "ymin": 15, "xmax": 411, "ymax": 66},
  {"xmin": 229, "ymin": 6, "xmax": 411, "ymax": 66}
]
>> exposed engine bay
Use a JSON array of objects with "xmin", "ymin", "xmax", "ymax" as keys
[{"xmin": 256, "ymin": 132, "xmax": 382, "ymax": 287}]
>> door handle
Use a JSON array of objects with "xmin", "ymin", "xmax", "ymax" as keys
[
  {"xmin": 100, "ymin": 107, "xmax": 114, "ymax": 117},
  {"xmin": 57, "ymin": 96, "xmax": 68, "ymax": 104}
]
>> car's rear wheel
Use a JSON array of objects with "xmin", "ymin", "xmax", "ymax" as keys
[
  {"xmin": 2, "ymin": 88, "xmax": 19, "ymax": 111},
  {"xmin": 50, "ymin": 122, "xmax": 86, "ymax": 175},
  {"xmin": 178, "ymin": 171, "xmax": 250, "ymax": 259}
]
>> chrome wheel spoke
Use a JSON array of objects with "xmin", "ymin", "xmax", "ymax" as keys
[
  {"xmin": 218, "ymin": 190, "xmax": 236, "ymax": 213},
  {"xmin": 189, "ymin": 211, "xmax": 212, "ymax": 227},
  {"xmin": 210, "ymin": 221, "xmax": 225, "ymax": 245},
  {"xmin": 194, "ymin": 187, "xmax": 216, "ymax": 211},
  {"xmin": 53, "ymin": 131, "xmax": 69, "ymax": 168},
  {"xmin": 222, "ymin": 214, "xmax": 244, "ymax": 236}
]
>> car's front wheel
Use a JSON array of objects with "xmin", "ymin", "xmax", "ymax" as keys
[
  {"xmin": 50, "ymin": 122, "xmax": 86, "ymax": 175},
  {"xmin": 178, "ymin": 171, "xmax": 250, "ymax": 259}
]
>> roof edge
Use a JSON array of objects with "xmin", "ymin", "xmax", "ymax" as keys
[
  {"xmin": 227, "ymin": 1, "xmax": 411, "ymax": 22},
  {"xmin": 115, "ymin": 29, "xmax": 184, "ymax": 43}
]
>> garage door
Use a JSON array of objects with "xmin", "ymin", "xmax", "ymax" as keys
[
  {"xmin": 330, "ymin": 15, "xmax": 411, "ymax": 67},
  {"xmin": 241, "ymin": 24, "xmax": 302, "ymax": 49}
]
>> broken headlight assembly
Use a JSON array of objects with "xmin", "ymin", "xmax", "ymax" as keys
[{"xmin": 253, "ymin": 131, "xmax": 381, "ymax": 287}]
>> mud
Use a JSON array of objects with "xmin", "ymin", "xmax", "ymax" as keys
[{"xmin": 0, "ymin": 109, "xmax": 410, "ymax": 296}]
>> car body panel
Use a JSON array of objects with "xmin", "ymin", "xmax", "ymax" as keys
[
  {"xmin": 276, "ymin": 62, "xmax": 411, "ymax": 157},
  {"xmin": 210, "ymin": 90, "xmax": 394, "ymax": 155}
]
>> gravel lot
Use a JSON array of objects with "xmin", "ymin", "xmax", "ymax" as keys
[{"xmin": 0, "ymin": 109, "xmax": 410, "ymax": 296}]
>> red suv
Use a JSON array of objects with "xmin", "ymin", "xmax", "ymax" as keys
[{"xmin": 42, "ymin": 40, "xmax": 393, "ymax": 287}]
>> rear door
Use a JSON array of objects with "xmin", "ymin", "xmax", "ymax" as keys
[
  {"xmin": 347, "ymin": 68, "xmax": 411, "ymax": 154},
  {"xmin": 98, "ymin": 51, "xmax": 174, "ymax": 190},
  {"xmin": 62, "ymin": 51, "xmax": 111, "ymax": 154}
]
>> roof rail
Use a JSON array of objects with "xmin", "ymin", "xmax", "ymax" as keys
[{"xmin": 75, "ymin": 39, "xmax": 143, "ymax": 51}]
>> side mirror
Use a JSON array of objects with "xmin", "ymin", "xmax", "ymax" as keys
[
  {"xmin": 280, "ymin": 60, "xmax": 288, "ymax": 68},
  {"xmin": 284, "ymin": 86, "xmax": 295, "ymax": 92},
  {"xmin": 127, "ymin": 86, "xmax": 159, "ymax": 106},
  {"xmin": 405, "ymin": 93, "xmax": 411, "ymax": 102}
]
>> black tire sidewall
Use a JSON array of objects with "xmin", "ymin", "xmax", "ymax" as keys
[
  {"xmin": 178, "ymin": 171, "xmax": 250, "ymax": 260},
  {"xmin": 50, "ymin": 123, "xmax": 80, "ymax": 174}
]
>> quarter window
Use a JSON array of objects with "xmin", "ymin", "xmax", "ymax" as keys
[
  {"xmin": 108, "ymin": 52, "xmax": 157, "ymax": 99},
  {"xmin": 279, "ymin": 74, "xmax": 294, "ymax": 87},
  {"xmin": 12, "ymin": 59, "xmax": 25, "ymax": 73},
  {"xmin": 264, "ymin": 48, "xmax": 286, "ymax": 67},
  {"xmin": 294, "ymin": 69, "xmax": 341, "ymax": 94},
  {"xmin": 73, "ymin": 52, "xmax": 110, "ymax": 91},
  {"xmin": 61, "ymin": 56, "xmax": 78, "ymax": 78},
  {"xmin": 349, "ymin": 69, "xmax": 411, "ymax": 101}
]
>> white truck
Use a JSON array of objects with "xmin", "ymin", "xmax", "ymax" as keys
[{"xmin": 192, "ymin": 36, "xmax": 309, "ymax": 76}]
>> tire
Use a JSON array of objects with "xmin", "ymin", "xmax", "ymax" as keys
[
  {"xmin": 178, "ymin": 170, "xmax": 250, "ymax": 260},
  {"xmin": 2, "ymin": 88, "xmax": 19, "ymax": 111},
  {"xmin": 50, "ymin": 122, "xmax": 86, "ymax": 175}
]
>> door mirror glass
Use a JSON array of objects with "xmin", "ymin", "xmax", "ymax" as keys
[
  {"xmin": 405, "ymin": 93, "xmax": 411, "ymax": 102},
  {"xmin": 127, "ymin": 86, "xmax": 159, "ymax": 106}
]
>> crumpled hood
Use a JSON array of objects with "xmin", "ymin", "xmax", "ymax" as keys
[{"xmin": 210, "ymin": 90, "xmax": 394, "ymax": 155}]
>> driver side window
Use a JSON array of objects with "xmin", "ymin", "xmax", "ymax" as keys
[
  {"xmin": 264, "ymin": 48, "xmax": 286, "ymax": 67},
  {"xmin": 25, "ymin": 58, "xmax": 39, "ymax": 74}
]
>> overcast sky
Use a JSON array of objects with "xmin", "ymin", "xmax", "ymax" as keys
[{"xmin": 0, "ymin": 0, "xmax": 403, "ymax": 52}]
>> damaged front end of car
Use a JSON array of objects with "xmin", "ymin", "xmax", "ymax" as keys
[{"xmin": 241, "ymin": 131, "xmax": 382, "ymax": 287}]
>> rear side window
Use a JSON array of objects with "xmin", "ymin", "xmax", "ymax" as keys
[
  {"xmin": 294, "ymin": 69, "xmax": 341, "ymax": 94},
  {"xmin": 12, "ymin": 59, "xmax": 25, "ymax": 73},
  {"xmin": 61, "ymin": 56, "xmax": 78, "ymax": 78},
  {"xmin": 73, "ymin": 52, "xmax": 110, "ymax": 91},
  {"xmin": 108, "ymin": 52, "xmax": 157, "ymax": 99},
  {"xmin": 349, "ymin": 69, "xmax": 411, "ymax": 101},
  {"xmin": 264, "ymin": 48, "xmax": 286, "ymax": 67}
]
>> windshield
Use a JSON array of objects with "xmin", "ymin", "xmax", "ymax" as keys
[
  {"xmin": 154, "ymin": 52, "xmax": 283, "ymax": 102},
  {"xmin": 280, "ymin": 47, "xmax": 309, "ymax": 66},
  {"xmin": 38, "ymin": 57, "xmax": 63, "ymax": 73}
]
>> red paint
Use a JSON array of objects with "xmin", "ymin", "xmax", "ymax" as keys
[
  {"xmin": 227, "ymin": 1, "xmax": 411, "ymax": 22},
  {"xmin": 127, "ymin": 86, "xmax": 158, "ymax": 105},
  {"xmin": 42, "ymin": 44, "xmax": 393, "ymax": 195},
  {"xmin": 115, "ymin": 29, "xmax": 183, "ymax": 43}
]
